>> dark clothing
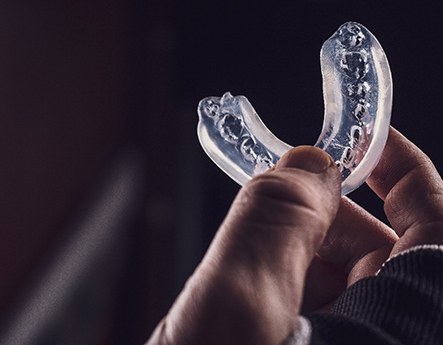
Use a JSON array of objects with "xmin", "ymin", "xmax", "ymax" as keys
[{"xmin": 308, "ymin": 246, "xmax": 443, "ymax": 345}]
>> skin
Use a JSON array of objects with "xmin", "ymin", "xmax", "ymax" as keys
[{"xmin": 147, "ymin": 127, "xmax": 443, "ymax": 345}]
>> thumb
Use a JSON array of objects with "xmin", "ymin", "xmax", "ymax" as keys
[
  {"xmin": 217, "ymin": 145, "xmax": 341, "ymax": 272},
  {"xmin": 201, "ymin": 146, "xmax": 341, "ymax": 343},
  {"xmin": 147, "ymin": 146, "xmax": 341, "ymax": 345}
]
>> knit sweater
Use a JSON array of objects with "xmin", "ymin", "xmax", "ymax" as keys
[{"xmin": 284, "ymin": 245, "xmax": 443, "ymax": 345}]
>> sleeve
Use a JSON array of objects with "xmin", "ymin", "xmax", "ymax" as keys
[{"xmin": 284, "ymin": 245, "xmax": 443, "ymax": 345}]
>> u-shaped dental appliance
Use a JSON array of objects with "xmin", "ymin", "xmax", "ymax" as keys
[{"xmin": 197, "ymin": 22, "xmax": 392, "ymax": 195}]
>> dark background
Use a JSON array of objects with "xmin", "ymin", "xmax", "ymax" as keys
[{"xmin": 0, "ymin": 1, "xmax": 442, "ymax": 344}]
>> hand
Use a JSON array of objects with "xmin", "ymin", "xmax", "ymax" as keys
[
  {"xmin": 302, "ymin": 127, "xmax": 443, "ymax": 312},
  {"xmin": 148, "ymin": 145, "xmax": 341, "ymax": 345},
  {"xmin": 147, "ymin": 127, "xmax": 443, "ymax": 345}
]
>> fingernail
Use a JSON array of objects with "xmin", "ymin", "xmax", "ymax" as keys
[{"xmin": 275, "ymin": 146, "xmax": 333, "ymax": 173}]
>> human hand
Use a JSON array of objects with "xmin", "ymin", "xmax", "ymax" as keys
[
  {"xmin": 302, "ymin": 127, "xmax": 443, "ymax": 312},
  {"xmin": 147, "ymin": 145, "xmax": 341, "ymax": 345},
  {"xmin": 147, "ymin": 127, "xmax": 443, "ymax": 345}
]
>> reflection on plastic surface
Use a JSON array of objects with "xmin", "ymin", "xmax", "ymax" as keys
[{"xmin": 197, "ymin": 22, "xmax": 392, "ymax": 195}]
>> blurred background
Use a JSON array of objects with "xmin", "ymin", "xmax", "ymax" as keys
[{"xmin": 0, "ymin": 1, "xmax": 442, "ymax": 344}]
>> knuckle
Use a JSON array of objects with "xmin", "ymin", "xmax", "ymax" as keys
[
  {"xmin": 385, "ymin": 168, "xmax": 443, "ymax": 233},
  {"xmin": 234, "ymin": 171, "xmax": 335, "ymax": 230},
  {"xmin": 243, "ymin": 172, "xmax": 312, "ymax": 208}
]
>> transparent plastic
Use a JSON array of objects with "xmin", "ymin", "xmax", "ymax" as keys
[{"xmin": 197, "ymin": 22, "xmax": 393, "ymax": 195}]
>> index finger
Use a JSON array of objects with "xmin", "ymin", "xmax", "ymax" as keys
[{"xmin": 367, "ymin": 126, "xmax": 443, "ymax": 250}]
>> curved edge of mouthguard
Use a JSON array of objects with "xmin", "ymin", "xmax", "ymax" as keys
[
  {"xmin": 197, "ymin": 21, "xmax": 392, "ymax": 195},
  {"xmin": 316, "ymin": 21, "xmax": 393, "ymax": 195},
  {"xmin": 197, "ymin": 92, "xmax": 292, "ymax": 186}
]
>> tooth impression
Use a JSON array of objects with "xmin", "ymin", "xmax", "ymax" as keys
[{"xmin": 197, "ymin": 22, "xmax": 392, "ymax": 196}]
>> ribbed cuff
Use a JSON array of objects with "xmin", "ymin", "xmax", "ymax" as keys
[{"xmin": 331, "ymin": 246, "xmax": 443, "ymax": 345}]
